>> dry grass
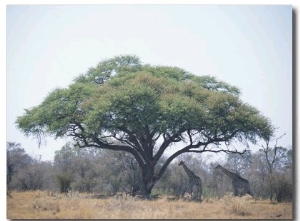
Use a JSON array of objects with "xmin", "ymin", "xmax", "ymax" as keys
[{"xmin": 7, "ymin": 191, "xmax": 293, "ymax": 219}]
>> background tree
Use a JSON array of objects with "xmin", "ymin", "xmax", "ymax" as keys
[
  {"xmin": 247, "ymin": 151, "xmax": 268, "ymax": 198},
  {"xmin": 259, "ymin": 133, "xmax": 292, "ymax": 202},
  {"xmin": 51, "ymin": 142, "xmax": 143, "ymax": 195},
  {"xmin": 53, "ymin": 143, "xmax": 77, "ymax": 193},
  {"xmin": 89, "ymin": 148, "xmax": 139, "ymax": 196},
  {"xmin": 7, "ymin": 142, "xmax": 52, "ymax": 191},
  {"xmin": 16, "ymin": 158, "xmax": 51, "ymax": 191},
  {"xmin": 7, "ymin": 142, "xmax": 33, "ymax": 190},
  {"xmin": 68, "ymin": 147, "xmax": 98, "ymax": 193},
  {"xmin": 16, "ymin": 55, "xmax": 274, "ymax": 198},
  {"xmin": 226, "ymin": 150, "xmax": 252, "ymax": 176}
]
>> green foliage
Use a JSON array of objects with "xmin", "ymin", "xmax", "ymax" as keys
[
  {"xmin": 17, "ymin": 55, "xmax": 273, "ymax": 143},
  {"xmin": 74, "ymin": 55, "xmax": 142, "ymax": 84}
]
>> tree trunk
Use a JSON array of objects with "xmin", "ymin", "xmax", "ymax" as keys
[{"xmin": 139, "ymin": 166, "xmax": 156, "ymax": 199}]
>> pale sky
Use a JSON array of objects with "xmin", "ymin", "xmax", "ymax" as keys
[{"xmin": 6, "ymin": 4, "xmax": 293, "ymax": 162}]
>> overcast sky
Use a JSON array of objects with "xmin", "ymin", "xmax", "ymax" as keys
[{"xmin": 6, "ymin": 4, "xmax": 292, "ymax": 161}]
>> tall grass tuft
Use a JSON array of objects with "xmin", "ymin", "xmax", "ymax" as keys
[
  {"xmin": 229, "ymin": 198, "xmax": 252, "ymax": 216},
  {"xmin": 222, "ymin": 193, "xmax": 253, "ymax": 216}
]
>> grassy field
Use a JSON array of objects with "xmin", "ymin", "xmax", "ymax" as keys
[{"xmin": 7, "ymin": 191, "xmax": 293, "ymax": 219}]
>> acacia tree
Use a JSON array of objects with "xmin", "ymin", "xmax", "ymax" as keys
[{"xmin": 16, "ymin": 55, "xmax": 274, "ymax": 198}]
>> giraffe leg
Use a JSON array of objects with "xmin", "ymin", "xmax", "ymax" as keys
[
  {"xmin": 198, "ymin": 185, "xmax": 202, "ymax": 201},
  {"xmin": 233, "ymin": 186, "xmax": 238, "ymax": 196},
  {"xmin": 194, "ymin": 186, "xmax": 199, "ymax": 201},
  {"xmin": 190, "ymin": 184, "xmax": 193, "ymax": 199}
]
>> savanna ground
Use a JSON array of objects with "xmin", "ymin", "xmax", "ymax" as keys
[{"xmin": 7, "ymin": 191, "xmax": 292, "ymax": 219}]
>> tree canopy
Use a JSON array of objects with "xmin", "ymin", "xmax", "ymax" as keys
[{"xmin": 16, "ymin": 55, "xmax": 274, "ymax": 198}]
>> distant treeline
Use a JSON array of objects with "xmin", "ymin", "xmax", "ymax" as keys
[{"xmin": 7, "ymin": 141, "xmax": 292, "ymax": 202}]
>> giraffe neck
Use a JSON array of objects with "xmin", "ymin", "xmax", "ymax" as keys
[
  {"xmin": 219, "ymin": 166, "xmax": 237, "ymax": 180},
  {"xmin": 182, "ymin": 163, "xmax": 195, "ymax": 178}
]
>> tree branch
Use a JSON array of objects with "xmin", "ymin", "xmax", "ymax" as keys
[{"xmin": 153, "ymin": 129, "xmax": 185, "ymax": 163}]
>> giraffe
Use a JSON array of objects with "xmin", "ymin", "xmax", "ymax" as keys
[
  {"xmin": 178, "ymin": 161, "xmax": 202, "ymax": 201},
  {"xmin": 215, "ymin": 164, "xmax": 251, "ymax": 197}
]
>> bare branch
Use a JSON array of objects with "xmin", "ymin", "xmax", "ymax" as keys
[{"xmin": 261, "ymin": 132, "xmax": 286, "ymax": 174}]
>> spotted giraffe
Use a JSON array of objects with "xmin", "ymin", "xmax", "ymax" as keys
[
  {"xmin": 179, "ymin": 161, "xmax": 202, "ymax": 201},
  {"xmin": 215, "ymin": 164, "xmax": 251, "ymax": 196}
]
